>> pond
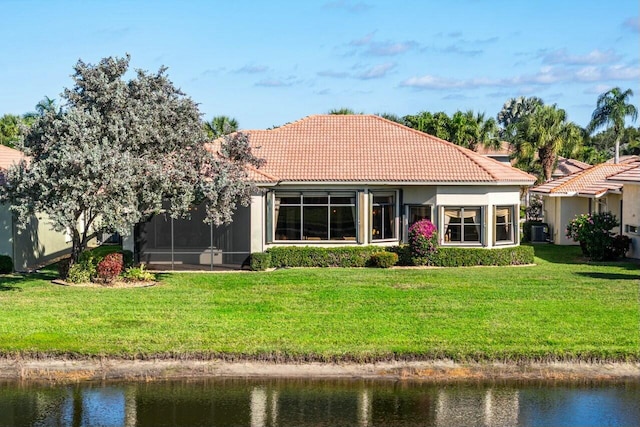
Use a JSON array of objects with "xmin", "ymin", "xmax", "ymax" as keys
[{"xmin": 1, "ymin": 378, "xmax": 639, "ymax": 426}]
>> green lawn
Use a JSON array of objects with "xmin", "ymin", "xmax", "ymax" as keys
[{"xmin": 0, "ymin": 245, "xmax": 638, "ymax": 362}]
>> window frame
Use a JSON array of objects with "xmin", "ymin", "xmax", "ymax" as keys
[
  {"xmin": 371, "ymin": 192, "xmax": 398, "ymax": 241},
  {"xmin": 271, "ymin": 191, "xmax": 358, "ymax": 242},
  {"xmin": 441, "ymin": 206, "xmax": 484, "ymax": 246},
  {"xmin": 494, "ymin": 205, "xmax": 516, "ymax": 245}
]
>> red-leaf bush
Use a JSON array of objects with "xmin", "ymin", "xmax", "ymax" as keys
[
  {"xmin": 408, "ymin": 219, "xmax": 438, "ymax": 265},
  {"xmin": 96, "ymin": 253, "xmax": 124, "ymax": 283}
]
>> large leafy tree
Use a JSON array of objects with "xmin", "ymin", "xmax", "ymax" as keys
[
  {"xmin": 0, "ymin": 55, "xmax": 263, "ymax": 264},
  {"xmin": 588, "ymin": 87, "xmax": 638, "ymax": 164},
  {"xmin": 512, "ymin": 104, "xmax": 583, "ymax": 182},
  {"xmin": 203, "ymin": 115, "xmax": 239, "ymax": 139}
]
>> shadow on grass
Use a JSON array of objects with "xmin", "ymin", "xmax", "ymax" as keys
[
  {"xmin": 0, "ymin": 275, "xmax": 24, "ymax": 291},
  {"xmin": 574, "ymin": 272, "xmax": 640, "ymax": 281},
  {"xmin": 529, "ymin": 244, "xmax": 584, "ymax": 264}
]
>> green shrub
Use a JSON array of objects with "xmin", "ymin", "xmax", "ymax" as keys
[
  {"xmin": 67, "ymin": 263, "xmax": 92, "ymax": 283},
  {"xmin": 250, "ymin": 252, "xmax": 272, "ymax": 271},
  {"xmin": 370, "ymin": 252, "xmax": 398, "ymax": 268},
  {"xmin": 430, "ymin": 245, "xmax": 534, "ymax": 267},
  {"xmin": 121, "ymin": 250, "xmax": 134, "ymax": 268},
  {"xmin": 267, "ymin": 246, "xmax": 383, "ymax": 268},
  {"xmin": 566, "ymin": 212, "xmax": 619, "ymax": 261},
  {"xmin": 122, "ymin": 264, "xmax": 155, "ymax": 282},
  {"xmin": 386, "ymin": 245, "xmax": 413, "ymax": 266},
  {"xmin": 612, "ymin": 235, "xmax": 631, "ymax": 258},
  {"xmin": 0, "ymin": 255, "xmax": 13, "ymax": 274},
  {"xmin": 522, "ymin": 220, "xmax": 543, "ymax": 243}
]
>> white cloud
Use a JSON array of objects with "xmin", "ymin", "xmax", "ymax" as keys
[
  {"xmin": 356, "ymin": 62, "xmax": 396, "ymax": 79},
  {"xmin": 317, "ymin": 70, "xmax": 350, "ymax": 78},
  {"xmin": 255, "ymin": 79, "xmax": 292, "ymax": 87},
  {"xmin": 236, "ymin": 65, "xmax": 269, "ymax": 74},
  {"xmin": 541, "ymin": 48, "xmax": 621, "ymax": 65},
  {"xmin": 401, "ymin": 64, "xmax": 640, "ymax": 90}
]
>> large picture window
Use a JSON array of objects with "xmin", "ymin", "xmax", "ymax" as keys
[
  {"xmin": 273, "ymin": 192, "xmax": 357, "ymax": 241},
  {"xmin": 495, "ymin": 205, "xmax": 515, "ymax": 244},
  {"xmin": 443, "ymin": 207, "xmax": 482, "ymax": 244},
  {"xmin": 372, "ymin": 193, "xmax": 396, "ymax": 240}
]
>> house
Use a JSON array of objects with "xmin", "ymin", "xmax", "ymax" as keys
[
  {"xmin": 0, "ymin": 145, "xmax": 73, "ymax": 271},
  {"xmin": 530, "ymin": 157, "xmax": 640, "ymax": 251},
  {"xmin": 607, "ymin": 164, "xmax": 640, "ymax": 258},
  {"xmin": 135, "ymin": 115, "xmax": 536, "ymax": 268}
]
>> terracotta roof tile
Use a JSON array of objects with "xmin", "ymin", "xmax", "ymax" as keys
[
  {"xmin": 532, "ymin": 161, "xmax": 640, "ymax": 196},
  {"xmin": 0, "ymin": 145, "xmax": 26, "ymax": 186},
  {"xmin": 552, "ymin": 157, "xmax": 590, "ymax": 178},
  {"xmin": 607, "ymin": 165, "xmax": 640, "ymax": 183},
  {"xmin": 240, "ymin": 115, "xmax": 535, "ymax": 184}
]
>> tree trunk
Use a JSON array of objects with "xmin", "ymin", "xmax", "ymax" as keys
[
  {"xmin": 71, "ymin": 227, "xmax": 83, "ymax": 265},
  {"xmin": 539, "ymin": 147, "xmax": 555, "ymax": 181}
]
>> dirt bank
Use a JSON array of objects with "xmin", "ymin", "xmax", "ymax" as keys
[{"xmin": 1, "ymin": 358, "xmax": 638, "ymax": 382}]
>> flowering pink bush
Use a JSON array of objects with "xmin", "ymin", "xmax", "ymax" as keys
[{"xmin": 408, "ymin": 219, "xmax": 438, "ymax": 265}]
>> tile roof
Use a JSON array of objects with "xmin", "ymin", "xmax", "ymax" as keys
[
  {"xmin": 552, "ymin": 157, "xmax": 590, "ymax": 178},
  {"xmin": 607, "ymin": 165, "xmax": 640, "ymax": 183},
  {"xmin": 531, "ymin": 160, "xmax": 640, "ymax": 197},
  {"xmin": 237, "ymin": 115, "xmax": 536, "ymax": 185},
  {"xmin": 0, "ymin": 145, "xmax": 26, "ymax": 186}
]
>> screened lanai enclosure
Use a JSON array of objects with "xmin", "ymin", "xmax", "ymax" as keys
[{"xmin": 136, "ymin": 204, "xmax": 251, "ymax": 270}]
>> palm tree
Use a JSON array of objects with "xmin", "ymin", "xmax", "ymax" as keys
[
  {"xmin": 497, "ymin": 96, "xmax": 544, "ymax": 141},
  {"xmin": 328, "ymin": 108, "xmax": 360, "ymax": 115},
  {"xmin": 403, "ymin": 111, "xmax": 451, "ymax": 140},
  {"xmin": 513, "ymin": 104, "xmax": 581, "ymax": 182},
  {"xmin": 588, "ymin": 87, "xmax": 638, "ymax": 164},
  {"xmin": 204, "ymin": 115, "xmax": 239, "ymax": 139}
]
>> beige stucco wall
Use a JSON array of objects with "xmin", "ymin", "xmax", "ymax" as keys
[
  {"xmin": 0, "ymin": 204, "xmax": 13, "ymax": 258},
  {"xmin": 621, "ymin": 183, "xmax": 640, "ymax": 259},
  {"xmin": 13, "ymin": 213, "xmax": 73, "ymax": 271},
  {"xmin": 543, "ymin": 194, "xmax": 623, "ymax": 246},
  {"xmin": 253, "ymin": 184, "xmax": 524, "ymax": 251}
]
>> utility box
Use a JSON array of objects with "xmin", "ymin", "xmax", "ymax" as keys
[
  {"xmin": 531, "ymin": 224, "xmax": 549, "ymax": 243},
  {"xmin": 199, "ymin": 249, "xmax": 223, "ymax": 265}
]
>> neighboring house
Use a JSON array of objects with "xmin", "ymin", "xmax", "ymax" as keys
[
  {"xmin": 0, "ymin": 145, "xmax": 73, "ymax": 271},
  {"xmin": 475, "ymin": 141, "xmax": 512, "ymax": 165},
  {"xmin": 607, "ymin": 165, "xmax": 640, "ymax": 259},
  {"xmin": 530, "ymin": 157, "xmax": 640, "ymax": 250},
  {"xmin": 136, "ymin": 115, "xmax": 536, "ymax": 268}
]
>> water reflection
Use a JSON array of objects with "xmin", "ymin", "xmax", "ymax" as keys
[{"xmin": 0, "ymin": 378, "xmax": 638, "ymax": 426}]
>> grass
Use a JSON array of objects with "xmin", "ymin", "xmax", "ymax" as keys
[{"xmin": 0, "ymin": 245, "xmax": 638, "ymax": 362}]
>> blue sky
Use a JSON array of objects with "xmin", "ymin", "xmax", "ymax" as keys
[{"xmin": 1, "ymin": 0, "xmax": 638, "ymax": 130}]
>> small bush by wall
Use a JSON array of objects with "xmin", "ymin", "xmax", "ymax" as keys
[
  {"xmin": 250, "ymin": 252, "xmax": 272, "ymax": 271},
  {"xmin": 267, "ymin": 246, "xmax": 384, "ymax": 268},
  {"xmin": 370, "ymin": 252, "xmax": 398, "ymax": 268},
  {"xmin": 0, "ymin": 255, "xmax": 13, "ymax": 274}
]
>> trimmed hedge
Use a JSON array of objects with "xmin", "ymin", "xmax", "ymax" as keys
[
  {"xmin": 265, "ymin": 245, "xmax": 534, "ymax": 268},
  {"xmin": 430, "ymin": 245, "xmax": 534, "ymax": 267},
  {"xmin": 0, "ymin": 255, "xmax": 13, "ymax": 274},
  {"xmin": 267, "ymin": 246, "xmax": 384, "ymax": 268},
  {"xmin": 250, "ymin": 252, "xmax": 272, "ymax": 271},
  {"xmin": 370, "ymin": 252, "xmax": 398, "ymax": 268}
]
